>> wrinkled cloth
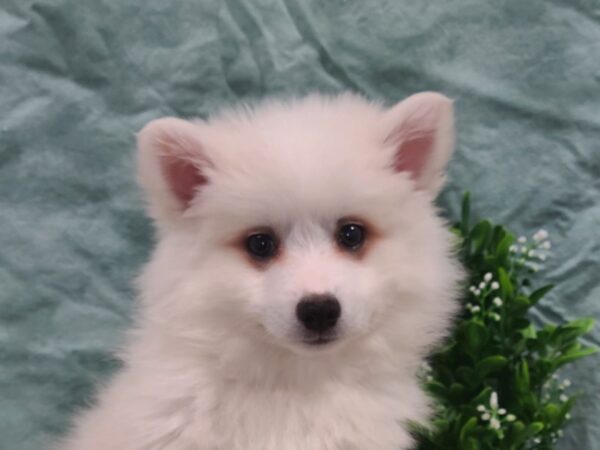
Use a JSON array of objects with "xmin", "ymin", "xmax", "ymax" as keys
[{"xmin": 0, "ymin": 1, "xmax": 598, "ymax": 449}]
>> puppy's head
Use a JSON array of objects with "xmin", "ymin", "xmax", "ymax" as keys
[{"xmin": 136, "ymin": 93, "xmax": 460, "ymax": 359}]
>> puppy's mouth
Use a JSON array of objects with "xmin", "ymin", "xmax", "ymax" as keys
[{"xmin": 301, "ymin": 332, "xmax": 339, "ymax": 346}]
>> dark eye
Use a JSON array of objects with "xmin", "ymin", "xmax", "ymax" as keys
[
  {"xmin": 337, "ymin": 223, "xmax": 366, "ymax": 251},
  {"xmin": 246, "ymin": 233, "xmax": 277, "ymax": 260}
]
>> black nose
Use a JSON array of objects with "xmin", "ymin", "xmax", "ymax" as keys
[{"xmin": 296, "ymin": 294, "xmax": 341, "ymax": 333}]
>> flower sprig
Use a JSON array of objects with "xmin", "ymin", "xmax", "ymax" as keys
[
  {"xmin": 476, "ymin": 392, "xmax": 517, "ymax": 439},
  {"xmin": 415, "ymin": 193, "xmax": 597, "ymax": 450}
]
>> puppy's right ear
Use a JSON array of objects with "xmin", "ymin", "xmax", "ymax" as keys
[{"xmin": 137, "ymin": 118, "xmax": 211, "ymax": 227}]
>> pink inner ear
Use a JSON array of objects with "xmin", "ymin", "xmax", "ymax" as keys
[
  {"xmin": 394, "ymin": 132, "xmax": 435, "ymax": 180},
  {"xmin": 161, "ymin": 155, "xmax": 207, "ymax": 208}
]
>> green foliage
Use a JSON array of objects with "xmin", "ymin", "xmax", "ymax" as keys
[{"xmin": 415, "ymin": 193, "xmax": 597, "ymax": 450}]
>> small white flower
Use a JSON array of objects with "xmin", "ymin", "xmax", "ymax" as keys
[
  {"xmin": 498, "ymin": 408, "xmax": 506, "ymax": 415},
  {"xmin": 557, "ymin": 430, "xmax": 563, "ymax": 437},
  {"xmin": 469, "ymin": 286, "xmax": 476, "ymax": 293},
  {"xmin": 490, "ymin": 392, "xmax": 499, "ymax": 409},
  {"xmin": 474, "ymin": 289, "xmax": 481, "ymax": 296},
  {"xmin": 541, "ymin": 241, "xmax": 551, "ymax": 250},
  {"xmin": 552, "ymin": 374, "xmax": 559, "ymax": 380},
  {"xmin": 481, "ymin": 412, "xmax": 491, "ymax": 421},
  {"xmin": 535, "ymin": 229, "xmax": 549, "ymax": 241},
  {"xmin": 490, "ymin": 417, "xmax": 501, "ymax": 430},
  {"xmin": 538, "ymin": 254, "xmax": 547, "ymax": 261},
  {"xmin": 565, "ymin": 413, "xmax": 571, "ymax": 420},
  {"xmin": 506, "ymin": 414, "xmax": 516, "ymax": 422},
  {"xmin": 563, "ymin": 379, "xmax": 571, "ymax": 387},
  {"xmin": 479, "ymin": 282, "xmax": 486, "ymax": 289},
  {"xmin": 533, "ymin": 437, "xmax": 542, "ymax": 444},
  {"xmin": 493, "ymin": 297, "xmax": 503, "ymax": 307},
  {"xmin": 560, "ymin": 394, "xmax": 568, "ymax": 402},
  {"xmin": 484, "ymin": 272, "xmax": 493, "ymax": 282},
  {"xmin": 492, "ymin": 313, "xmax": 501, "ymax": 321},
  {"xmin": 491, "ymin": 281, "xmax": 500, "ymax": 290},
  {"xmin": 471, "ymin": 306, "xmax": 481, "ymax": 313},
  {"xmin": 518, "ymin": 236, "xmax": 527, "ymax": 244},
  {"xmin": 477, "ymin": 405, "xmax": 486, "ymax": 412},
  {"xmin": 509, "ymin": 245, "xmax": 518, "ymax": 253},
  {"xmin": 520, "ymin": 246, "xmax": 529, "ymax": 254}
]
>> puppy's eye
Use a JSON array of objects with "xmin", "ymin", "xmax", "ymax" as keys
[
  {"xmin": 337, "ymin": 223, "xmax": 366, "ymax": 251},
  {"xmin": 246, "ymin": 233, "xmax": 277, "ymax": 260}
]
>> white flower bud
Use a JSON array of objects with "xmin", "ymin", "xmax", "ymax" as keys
[
  {"xmin": 491, "ymin": 282, "xmax": 500, "ymax": 290},
  {"xmin": 479, "ymin": 282, "xmax": 486, "ymax": 289},
  {"xmin": 477, "ymin": 405, "xmax": 486, "ymax": 412},
  {"xmin": 506, "ymin": 414, "xmax": 516, "ymax": 422},
  {"xmin": 490, "ymin": 392, "xmax": 498, "ymax": 409},
  {"xmin": 493, "ymin": 297, "xmax": 503, "ymax": 307},
  {"xmin": 481, "ymin": 413, "xmax": 491, "ymax": 421},
  {"xmin": 518, "ymin": 236, "xmax": 527, "ymax": 244},
  {"xmin": 498, "ymin": 408, "xmax": 506, "ymax": 415},
  {"xmin": 484, "ymin": 272, "xmax": 493, "ymax": 282}
]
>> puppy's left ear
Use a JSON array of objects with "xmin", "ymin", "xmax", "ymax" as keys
[{"xmin": 385, "ymin": 92, "xmax": 455, "ymax": 196}]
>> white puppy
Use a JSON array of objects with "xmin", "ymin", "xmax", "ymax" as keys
[{"xmin": 60, "ymin": 92, "xmax": 462, "ymax": 450}]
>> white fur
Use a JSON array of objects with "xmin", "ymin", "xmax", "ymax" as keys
[{"xmin": 59, "ymin": 92, "xmax": 462, "ymax": 450}]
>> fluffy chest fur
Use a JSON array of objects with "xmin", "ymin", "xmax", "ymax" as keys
[{"xmin": 64, "ymin": 334, "xmax": 426, "ymax": 450}]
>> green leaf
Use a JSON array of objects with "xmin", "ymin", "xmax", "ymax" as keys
[
  {"xmin": 495, "ymin": 234, "xmax": 514, "ymax": 267},
  {"xmin": 473, "ymin": 387, "xmax": 493, "ymax": 405},
  {"xmin": 564, "ymin": 317, "xmax": 595, "ymax": 334},
  {"xmin": 551, "ymin": 320, "xmax": 595, "ymax": 347},
  {"xmin": 476, "ymin": 355, "xmax": 508, "ymax": 377},
  {"xmin": 529, "ymin": 284, "xmax": 554, "ymax": 304},
  {"xmin": 459, "ymin": 321, "xmax": 489, "ymax": 360},
  {"xmin": 525, "ymin": 422, "xmax": 544, "ymax": 436},
  {"xmin": 498, "ymin": 267, "xmax": 513, "ymax": 300},
  {"xmin": 515, "ymin": 359, "xmax": 530, "ymax": 393},
  {"xmin": 470, "ymin": 220, "xmax": 493, "ymax": 254},
  {"xmin": 449, "ymin": 382, "xmax": 465, "ymax": 400},
  {"xmin": 463, "ymin": 437, "xmax": 479, "ymax": 450},
  {"xmin": 459, "ymin": 416, "xmax": 478, "ymax": 443},
  {"xmin": 543, "ymin": 403, "xmax": 561, "ymax": 426},
  {"xmin": 554, "ymin": 346, "xmax": 599, "ymax": 368},
  {"xmin": 425, "ymin": 381, "xmax": 447, "ymax": 398},
  {"xmin": 522, "ymin": 324, "xmax": 537, "ymax": 339}
]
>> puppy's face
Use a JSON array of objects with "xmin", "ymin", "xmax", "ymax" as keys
[{"xmin": 137, "ymin": 93, "xmax": 460, "ymax": 357}]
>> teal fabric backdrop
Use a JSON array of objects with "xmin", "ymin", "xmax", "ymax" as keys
[{"xmin": 1, "ymin": 1, "xmax": 598, "ymax": 449}]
